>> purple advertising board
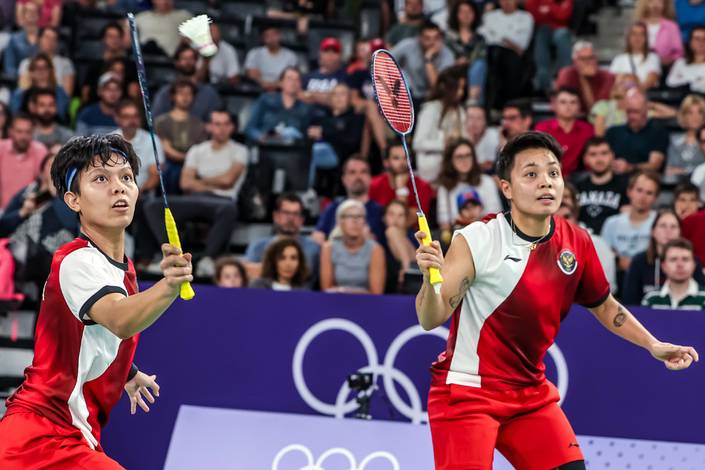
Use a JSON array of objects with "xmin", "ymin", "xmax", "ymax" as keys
[{"xmin": 101, "ymin": 286, "xmax": 705, "ymax": 469}]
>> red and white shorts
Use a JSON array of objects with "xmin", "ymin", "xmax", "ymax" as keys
[
  {"xmin": 0, "ymin": 411, "xmax": 124, "ymax": 470},
  {"xmin": 428, "ymin": 380, "xmax": 583, "ymax": 470}
]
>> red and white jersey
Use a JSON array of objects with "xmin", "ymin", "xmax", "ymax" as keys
[
  {"xmin": 432, "ymin": 213, "xmax": 610, "ymax": 391},
  {"xmin": 5, "ymin": 234, "xmax": 138, "ymax": 449}
]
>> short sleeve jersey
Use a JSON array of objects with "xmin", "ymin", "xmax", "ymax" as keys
[
  {"xmin": 5, "ymin": 235, "xmax": 139, "ymax": 450},
  {"xmin": 432, "ymin": 213, "xmax": 610, "ymax": 390}
]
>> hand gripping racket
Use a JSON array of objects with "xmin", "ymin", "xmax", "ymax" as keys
[
  {"xmin": 127, "ymin": 13, "xmax": 195, "ymax": 300},
  {"xmin": 371, "ymin": 49, "xmax": 443, "ymax": 293}
]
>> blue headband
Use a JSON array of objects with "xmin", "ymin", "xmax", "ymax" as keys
[{"xmin": 64, "ymin": 147, "xmax": 128, "ymax": 192}]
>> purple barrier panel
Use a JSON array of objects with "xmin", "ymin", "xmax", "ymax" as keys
[{"xmin": 101, "ymin": 286, "xmax": 705, "ymax": 470}]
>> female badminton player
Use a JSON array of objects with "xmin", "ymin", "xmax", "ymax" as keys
[
  {"xmin": 0, "ymin": 135, "xmax": 193, "ymax": 469},
  {"xmin": 415, "ymin": 131, "xmax": 699, "ymax": 470}
]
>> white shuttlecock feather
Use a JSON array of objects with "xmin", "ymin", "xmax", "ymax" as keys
[{"xmin": 179, "ymin": 15, "xmax": 218, "ymax": 57}]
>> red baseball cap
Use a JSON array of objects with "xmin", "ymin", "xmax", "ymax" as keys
[{"xmin": 320, "ymin": 37, "xmax": 342, "ymax": 53}]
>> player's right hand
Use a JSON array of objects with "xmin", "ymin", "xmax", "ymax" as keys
[
  {"xmin": 415, "ymin": 231, "xmax": 443, "ymax": 279},
  {"xmin": 160, "ymin": 243, "xmax": 193, "ymax": 291}
]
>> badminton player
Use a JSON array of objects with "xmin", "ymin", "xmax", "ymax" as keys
[
  {"xmin": 415, "ymin": 131, "xmax": 699, "ymax": 470},
  {"xmin": 0, "ymin": 135, "xmax": 193, "ymax": 469}
]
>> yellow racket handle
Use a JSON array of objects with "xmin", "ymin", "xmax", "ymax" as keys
[
  {"xmin": 417, "ymin": 213, "xmax": 443, "ymax": 293},
  {"xmin": 164, "ymin": 208, "xmax": 195, "ymax": 300}
]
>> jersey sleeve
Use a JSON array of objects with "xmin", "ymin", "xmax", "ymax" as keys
[
  {"xmin": 575, "ymin": 233, "xmax": 611, "ymax": 308},
  {"xmin": 59, "ymin": 249, "xmax": 128, "ymax": 324},
  {"xmin": 453, "ymin": 221, "xmax": 492, "ymax": 277}
]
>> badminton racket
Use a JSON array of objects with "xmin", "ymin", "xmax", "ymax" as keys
[
  {"xmin": 370, "ymin": 49, "xmax": 443, "ymax": 292},
  {"xmin": 127, "ymin": 13, "xmax": 195, "ymax": 300}
]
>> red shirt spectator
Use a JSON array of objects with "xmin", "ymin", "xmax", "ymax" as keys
[
  {"xmin": 556, "ymin": 42, "xmax": 615, "ymax": 114},
  {"xmin": 0, "ymin": 114, "xmax": 47, "ymax": 209},
  {"xmin": 525, "ymin": 0, "xmax": 573, "ymax": 30},
  {"xmin": 682, "ymin": 210, "xmax": 705, "ymax": 266}
]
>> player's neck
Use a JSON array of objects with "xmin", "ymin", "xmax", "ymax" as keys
[
  {"xmin": 81, "ymin": 226, "xmax": 125, "ymax": 264},
  {"xmin": 509, "ymin": 210, "xmax": 551, "ymax": 238}
]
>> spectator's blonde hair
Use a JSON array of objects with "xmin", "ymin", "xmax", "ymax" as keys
[
  {"xmin": 634, "ymin": 0, "xmax": 675, "ymax": 21},
  {"xmin": 677, "ymin": 94, "xmax": 705, "ymax": 129},
  {"xmin": 330, "ymin": 199, "xmax": 367, "ymax": 239}
]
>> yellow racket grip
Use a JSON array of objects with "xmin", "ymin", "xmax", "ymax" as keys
[
  {"xmin": 164, "ymin": 208, "xmax": 195, "ymax": 300},
  {"xmin": 417, "ymin": 213, "xmax": 443, "ymax": 294}
]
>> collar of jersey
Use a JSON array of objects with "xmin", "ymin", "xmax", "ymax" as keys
[
  {"xmin": 79, "ymin": 233, "xmax": 129, "ymax": 271},
  {"xmin": 503, "ymin": 212, "xmax": 556, "ymax": 245}
]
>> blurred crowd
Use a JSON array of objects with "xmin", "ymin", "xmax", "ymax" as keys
[{"xmin": 0, "ymin": 0, "xmax": 704, "ymax": 310}]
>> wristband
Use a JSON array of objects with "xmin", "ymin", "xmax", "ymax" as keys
[{"xmin": 128, "ymin": 363, "xmax": 139, "ymax": 381}]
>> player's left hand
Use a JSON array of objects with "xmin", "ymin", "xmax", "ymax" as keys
[
  {"xmin": 649, "ymin": 342, "xmax": 699, "ymax": 371},
  {"xmin": 124, "ymin": 371, "xmax": 160, "ymax": 414}
]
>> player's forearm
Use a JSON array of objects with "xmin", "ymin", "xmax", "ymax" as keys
[
  {"xmin": 591, "ymin": 296, "xmax": 659, "ymax": 350},
  {"xmin": 415, "ymin": 277, "xmax": 449, "ymax": 330},
  {"xmin": 104, "ymin": 280, "xmax": 178, "ymax": 339}
]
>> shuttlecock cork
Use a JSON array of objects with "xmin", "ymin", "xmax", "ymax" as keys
[{"xmin": 179, "ymin": 15, "xmax": 218, "ymax": 57}]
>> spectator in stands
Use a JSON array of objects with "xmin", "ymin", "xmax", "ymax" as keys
[
  {"xmin": 16, "ymin": 0, "xmax": 61, "ymax": 28},
  {"xmin": 369, "ymin": 143, "xmax": 434, "ymax": 222},
  {"xmin": 413, "ymin": 65, "xmax": 467, "ymax": 182},
  {"xmin": 667, "ymin": 26, "xmax": 705, "ymax": 94},
  {"xmin": 19, "ymin": 27, "xmax": 74, "ymax": 97},
  {"xmin": 154, "ymin": 78, "xmax": 208, "ymax": 194},
  {"xmin": 634, "ymin": 0, "xmax": 683, "ymax": 67},
  {"xmin": 526, "ymin": 0, "xmax": 573, "ymax": 94},
  {"xmin": 147, "ymin": 110, "xmax": 246, "ymax": 277},
  {"xmin": 479, "ymin": 0, "xmax": 534, "ymax": 109},
  {"xmin": 666, "ymin": 95, "xmax": 705, "ymax": 179},
  {"xmin": 673, "ymin": 182, "xmax": 702, "ymax": 220},
  {"xmin": 320, "ymin": 199, "xmax": 386, "ymax": 294},
  {"xmin": 213, "ymin": 256, "xmax": 248, "ymax": 288},
  {"xmin": 609, "ymin": 22, "xmax": 661, "ymax": 91},
  {"xmin": 682, "ymin": 202, "xmax": 705, "ymax": 268},
  {"xmin": 601, "ymin": 170, "xmax": 659, "ymax": 273},
  {"xmin": 386, "ymin": 0, "xmax": 426, "ymax": 47},
  {"xmin": 465, "ymin": 105, "xmax": 499, "ymax": 172},
  {"xmin": 306, "ymin": 83, "xmax": 364, "ymax": 194},
  {"xmin": 0, "ymin": 113, "xmax": 48, "ymax": 210},
  {"xmin": 589, "ymin": 73, "xmax": 637, "ymax": 137},
  {"xmin": 623, "ymin": 208, "xmax": 705, "ymax": 304},
  {"xmin": 692, "ymin": 125, "xmax": 705, "ymax": 201},
  {"xmin": 436, "ymin": 138, "xmax": 502, "ymax": 243},
  {"xmin": 243, "ymin": 193, "xmax": 320, "ymax": 283},
  {"xmin": 75, "ymin": 72, "xmax": 122, "ymax": 136},
  {"xmin": 134, "ymin": 0, "xmax": 191, "ymax": 57},
  {"xmin": 500, "ymin": 98, "xmax": 533, "ymax": 146},
  {"xmin": 250, "ymin": 238, "xmax": 310, "ymax": 291},
  {"xmin": 244, "ymin": 67, "xmax": 314, "ymax": 144},
  {"xmin": 383, "ymin": 199, "xmax": 418, "ymax": 289},
  {"xmin": 152, "ymin": 44, "xmax": 223, "ymax": 122},
  {"xmin": 4, "ymin": 2, "xmax": 39, "ymax": 78},
  {"xmin": 10, "ymin": 53, "xmax": 69, "ymax": 121},
  {"xmin": 674, "ymin": 0, "xmax": 705, "ymax": 44},
  {"xmin": 0, "ymin": 103, "xmax": 11, "ymax": 140},
  {"xmin": 311, "ymin": 156, "xmax": 385, "ymax": 244},
  {"xmin": 200, "ymin": 23, "xmax": 240, "ymax": 86},
  {"xmin": 445, "ymin": 0, "xmax": 487, "ymax": 103},
  {"xmin": 558, "ymin": 181, "xmax": 617, "ymax": 293},
  {"xmin": 574, "ymin": 137, "xmax": 628, "ymax": 234},
  {"xmin": 301, "ymin": 38, "xmax": 348, "ymax": 110},
  {"xmin": 391, "ymin": 21, "xmax": 455, "ymax": 101},
  {"xmin": 556, "ymin": 41, "xmax": 615, "ymax": 115},
  {"xmin": 605, "ymin": 89, "xmax": 668, "ymax": 173},
  {"xmin": 536, "ymin": 86, "xmax": 594, "ymax": 177},
  {"xmin": 244, "ymin": 23, "xmax": 299, "ymax": 92},
  {"xmin": 642, "ymin": 238, "xmax": 705, "ymax": 309},
  {"xmin": 27, "ymin": 88, "xmax": 73, "ymax": 147}
]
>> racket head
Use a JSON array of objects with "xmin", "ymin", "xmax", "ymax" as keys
[{"xmin": 371, "ymin": 49, "xmax": 415, "ymax": 135}]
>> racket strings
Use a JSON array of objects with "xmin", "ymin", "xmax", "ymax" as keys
[{"xmin": 372, "ymin": 57, "xmax": 413, "ymax": 133}]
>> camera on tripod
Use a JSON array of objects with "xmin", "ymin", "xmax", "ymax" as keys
[{"xmin": 347, "ymin": 372, "xmax": 374, "ymax": 420}]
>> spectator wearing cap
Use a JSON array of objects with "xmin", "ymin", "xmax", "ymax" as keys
[
  {"xmin": 391, "ymin": 21, "xmax": 454, "ymax": 101},
  {"xmin": 134, "ymin": 0, "xmax": 192, "ymax": 57},
  {"xmin": 556, "ymin": 41, "xmax": 615, "ymax": 114},
  {"xmin": 386, "ymin": 0, "xmax": 426, "ymax": 47},
  {"xmin": 642, "ymin": 238, "xmax": 705, "ymax": 309},
  {"xmin": 453, "ymin": 189, "xmax": 484, "ymax": 230},
  {"xmin": 152, "ymin": 44, "xmax": 223, "ymax": 122},
  {"xmin": 301, "ymin": 37, "xmax": 348, "ymax": 110},
  {"xmin": 75, "ymin": 73, "xmax": 123, "ymax": 136},
  {"xmin": 244, "ymin": 23, "xmax": 299, "ymax": 92}
]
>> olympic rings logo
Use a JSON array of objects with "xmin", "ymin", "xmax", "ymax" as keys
[
  {"xmin": 293, "ymin": 319, "xmax": 569, "ymax": 423},
  {"xmin": 272, "ymin": 444, "xmax": 399, "ymax": 470}
]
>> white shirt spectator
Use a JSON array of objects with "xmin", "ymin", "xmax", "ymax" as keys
[
  {"xmin": 474, "ymin": 127, "xmax": 500, "ymax": 167},
  {"xmin": 135, "ymin": 9, "xmax": 192, "ymax": 57},
  {"xmin": 666, "ymin": 58, "xmax": 705, "ymax": 93},
  {"xmin": 436, "ymin": 177, "xmax": 503, "ymax": 226},
  {"xmin": 112, "ymin": 128, "xmax": 165, "ymax": 189},
  {"xmin": 244, "ymin": 46, "xmax": 298, "ymax": 83},
  {"xmin": 609, "ymin": 52, "xmax": 661, "ymax": 84},
  {"xmin": 413, "ymin": 100, "xmax": 466, "ymax": 182},
  {"xmin": 478, "ymin": 9, "xmax": 534, "ymax": 51},
  {"xmin": 19, "ymin": 55, "xmax": 75, "ymax": 87},
  {"xmin": 202, "ymin": 40, "xmax": 240, "ymax": 83},
  {"xmin": 184, "ymin": 140, "xmax": 248, "ymax": 200},
  {"xmin": 600, "ymin": 210, "xmax": 656, "ymax": 258}
]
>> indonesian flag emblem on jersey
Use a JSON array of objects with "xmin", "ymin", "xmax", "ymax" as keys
[
  {"xmin": 432, "ymin": 213, "xmax": 610, "ymax": 390},
  {"xmin": 5, "ymin": 234, "xmax": 139, "ymax": 449}
]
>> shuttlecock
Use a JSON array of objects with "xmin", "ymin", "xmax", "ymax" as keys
[{"xmin": 179, "ymin": 15, "xmax": 218, "ymax": 57}]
